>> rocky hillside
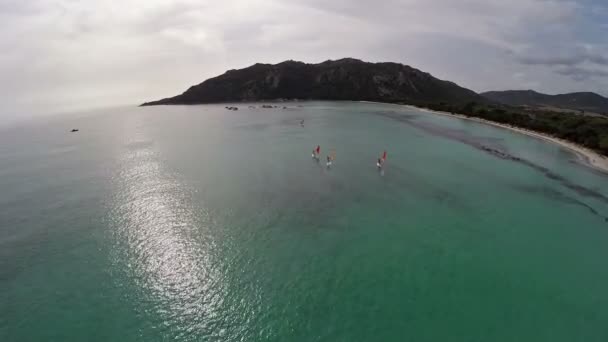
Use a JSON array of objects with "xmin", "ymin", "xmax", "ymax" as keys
[
  {"xmin": 481, "ymin": 90, "xmax": 608, "ymax": 115},
  {"xmin": 141, "ymin": 58, "xmax": 481, "ymax": 106}
]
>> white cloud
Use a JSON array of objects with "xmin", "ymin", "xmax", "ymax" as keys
[{"xmin": 0, "ymin": 0, "xmax": 606, "ymax": 120}]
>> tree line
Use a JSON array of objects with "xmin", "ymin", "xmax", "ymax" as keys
[{"xmin": 417, "ymin": 101, "xmax": 608, "ymax": 156}]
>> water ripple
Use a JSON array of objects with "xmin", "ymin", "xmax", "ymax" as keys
[{"xmin": 106, "ymin": 127, "xmax": 231, "ymax": 339}]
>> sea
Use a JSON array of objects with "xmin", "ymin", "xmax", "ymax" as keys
[{"xmin": 1, "ymin": 101, "xmax": 607, "ymax": 341}]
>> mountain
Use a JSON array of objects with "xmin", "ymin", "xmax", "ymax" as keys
[
  {"xmin": 141, "ymin": 58, "xmax": 481, "ymax": 106},
  {"xmin": 481, "ymin": 90, "xmax": 608, "ymax": 115}
]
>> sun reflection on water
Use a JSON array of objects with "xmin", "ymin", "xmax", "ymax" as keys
[{"xmin": 106, "ymin": 118, "xmax": 228, "ymax": 338}]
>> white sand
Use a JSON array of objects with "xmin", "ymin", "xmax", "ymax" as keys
[
  {"xmin": 359, "ymin": 101, "xmax": 608, "ymax": 174},
  {"xmin": 415, "ymin": 106, "xmax": 608, "ymax": 174}
]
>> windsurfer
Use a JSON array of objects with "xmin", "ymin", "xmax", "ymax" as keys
[
  {"xmin": 312, "ymin": 146, "xmax": 320, "ymax": 160},
  {"xmin": 377, "ymin": 151, "xmax": 387, "ymax": 169}
]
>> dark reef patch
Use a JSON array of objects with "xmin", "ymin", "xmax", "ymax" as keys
[{"xmin": 376, "ymin": 110, "xmax": 608, "ymax": 222}]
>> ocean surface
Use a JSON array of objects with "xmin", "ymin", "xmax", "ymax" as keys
[{"xmin": 1, "ymin": 101, "xmax": 608, "ymax": 341}]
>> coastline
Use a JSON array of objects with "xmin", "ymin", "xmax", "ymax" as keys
[{"xmin": 360, "ymin": 101, "xmax": 608, "ymax": 174}]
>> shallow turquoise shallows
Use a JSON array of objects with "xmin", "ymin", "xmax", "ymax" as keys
[{"xmin": 1, "ymin": 102, "xmax": 608, "ymax": 341}]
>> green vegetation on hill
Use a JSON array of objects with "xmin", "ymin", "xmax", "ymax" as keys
[
  {"xmin": 481, "ymin": 90, "xmax": 608, "ymax": 116},
  {"xmin": 423, "ymin": 101, "xmax": 608, "ymax": 156},
  {"xmin": 141, "ymin": 58, "xmax": 482, "ymax": 106},
  {"xmin": 141, "ymin": 58, "xmax": 608, "ymax": 157}
]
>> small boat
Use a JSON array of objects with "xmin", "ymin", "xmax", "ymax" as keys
[{"xmin": 70, "ymin": 129, "xmax": 79, "ymax": 132}]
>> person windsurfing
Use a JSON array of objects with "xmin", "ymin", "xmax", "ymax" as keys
[
  {"xmin": 326, "ymin": 149, "xmax": 336, "ymax": 168},
  {"xmin": 312, "ymin": 145, "xmax": 321, "ymax": 160},
  {"xmin": 377, "ymin": 151, "xmax": 387, "ymax": 169}
]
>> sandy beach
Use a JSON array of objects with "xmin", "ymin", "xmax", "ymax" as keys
[
  {"xmin": 360, "ymin": 101, "xmax": 608, "ymax": 174},
  {"xmin": 414, "ymin": 106, "xmax": 608, "ymax": 174}
]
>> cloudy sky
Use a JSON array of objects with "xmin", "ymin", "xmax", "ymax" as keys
[{"xmin": 1, "ymin": 0, "xmax": 607, "ymax": 119}]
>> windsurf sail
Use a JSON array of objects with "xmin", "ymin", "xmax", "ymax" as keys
[
  {"xmin": 377, "ymin": 151, "xmax": 387, "ymax": 169},
  {"xmin": 313, "ymin": 146, "xmax": 321, "ymax": 159}
]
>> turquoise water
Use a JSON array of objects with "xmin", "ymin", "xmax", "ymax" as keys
[{"xmin": 1, "ymin": 102, "xmax": 608, "ymax": 341}]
